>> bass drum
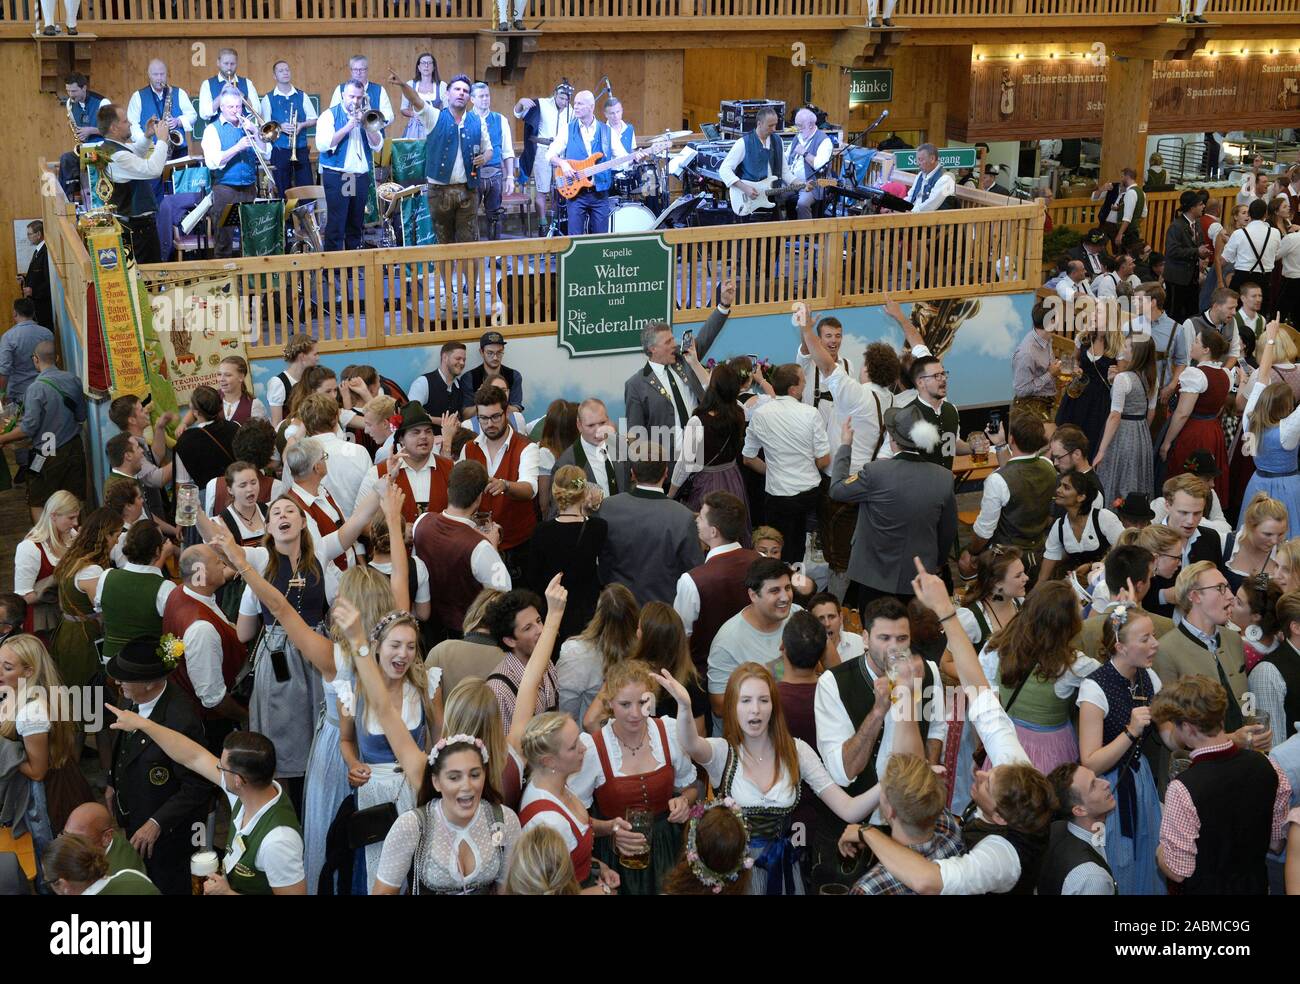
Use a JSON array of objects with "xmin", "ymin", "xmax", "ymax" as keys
[{"xmin": 608, "ymin": 201, "xmax": 656, "ymax": 234}]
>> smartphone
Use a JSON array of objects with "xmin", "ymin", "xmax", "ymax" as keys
[
  {"xmin": 986, "ymin": 411, "xmax": 1003, "ymax": 434},
  {"xmin": 681, "ymin": 329, "xmax": 694, "ymax": 350},
  {"xmin": 270, "ymin": 649, "xmax": 292, "ymax": 684}
]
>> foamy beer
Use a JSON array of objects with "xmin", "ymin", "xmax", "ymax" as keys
[{"xmin": 191, "ymin": 850, "xmax": 218, "ymax": 895}]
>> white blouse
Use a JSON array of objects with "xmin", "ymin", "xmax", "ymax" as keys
[
  {"xmin": 15, "ymin": 698, "xmax": 51, "ymax": 738},
  {"xmin": 1044, "ymin": 507, "xmax": 1126, "ymax": 561},
  {"xmin": 555, "ymin": 637, "xmax": 604, "ymax": 722},
  {"xmin": 14, "ymin": 539, "xmax": 60, "ymax": 596},
  {"xmin": 519, "ymin": 785, "xmax": 589, "ymax": 853},
  {"xmin": 237, "ymin": 541, "xmax": 344, "ymax": 614},
  {"xmin": 369, "ymin": 557, "xmax": 431, "ymax": 604},
  {"xmin": 1176, "ymin": 364, "xmax": 1227, "ymax": 395},
  {"xmin": 375, "ymin": 799, "xmax": 520, "ymax": 893},
  {"xmin": 223, "ymin": 396, "xmax": 268, "ymax": 421},
  {"xmin": 1110, "ymin": 372, "xmax": 1157, "ymax": 412},
  {"xmin": 1076, "ymin": 669, "xmax": 1163, "ymax": 716},
  {"xmin": 568, "ymin": 718, "xmax": 699, "ymax": 806},
  {"xmin": 979, "ymin": 649, "xmax": 1101, "ymax": 700},
  {"xmin": 700, "ymin": 736, "xmax": 833, "ymax": 809}
]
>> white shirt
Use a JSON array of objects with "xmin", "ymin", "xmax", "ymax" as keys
[
  {"xmin": 673, "ymin": 542, "xmax": 743, "ymax": 638},
  {"xmin": 1043, "ymin": 507, "xmax": 1126, "ymax": 561},
  {"xmin": 518, "ymin": 784, "xmax": 589, "ymax": 853},
  {"xmin": 201, "ymin": 116, "xmax": 273, "ymax": 176},
  {"xmin": 1090, "ymin": 272, "xmax": 1122, "ymax": 300},
  {"xmin": 700, "ymin": 736, "xmax": 834, "ymax": 807},
  {"xmin": 315, "ymin": 105, "xmax": 383, "ymax": 173},
  {"xmin": 1222, "ymin": 220, "xmax": 1281, "ymax": 274},
  {"xmin": 459, "ymin": 427, "xmax": 540, "ymax": 494},
  {"xmin": 177, "ymin": 586, "xmax": 234, "ymax": 709},
  {"xmin": 14, "ymin": 539, "xmax": 60, "ymax": 597},
  {"xmin": 126, "ymin": 86, "xmax": 197, "ymax": 144},
  {"xmin": 329, "ymin": 82, "xmax": 394, "ymax": 124},
  {"xmin": 357, "ymin": 455, "xmax": 438, "ymax": 512},
  {"xmin": 287, "ymin": 481, "xmax": 361, "ymax": 568},
  {"xmin": 718, "ymin": 133, "xmax": 778, "ymax": 188},
  {"xmin": 516, "ymin": 95, "xmax": 574, "ymax": 142},
  {"xmin": 199, "ymin": 76, "xmax": 260, "ymax": 122},
  {"xmin": 104, "ymin": 136, "xmax": 170, "ymax": 189},
  {"xmin": 223, "ymin": 395, "xmax": 267, "ymax": 422},
  {"xmin": 94, "ymin": 562, "xmax": 174, "ymax": 613},
  {"xmin": 416, "ymin": 103, "xmax": 494, "ymax": 186},
  {"xmin": 223, "ymin": 783, "xmax": 305, "ymax": 889},
  {"xmin": 907, "ymin": 166, "xmax": 956, "ymax": 214},
  {"xmin": 1179, "ymin": 317, "xmax": 1241, "ymax": 361},
  {"xmin": 782, "ymin": 130, "xmax": 833, "ymax": 185},
  {"xmin": 546, "ymin": 115, "xmax": 602, "ymax": 163},
  {"xmin": 1107, "ymin": 185, "xmax": 1146, "ymax": 225},
  {"xmin": 556, "ymin": 637, "xmax": 604, "ymax": 723},
  {"xmin": 1279, "ymin": 231, "xmax": 1300, "ymax": 279},
  {"xmin": 410, "ymin": 511, "xmax": 513, "ymax": 592},
  {"xmin": 312, "ymin": 430, "xmax": 371, "ymax": 517},
  {"xmin": 823, "ymin": 366, "xmax": 894, "ymax": 472},
  {"xmin": 370, "ymin": 556, "xmax": 431, "ymax": 605},
  {"xmin": 742, "ymin": 395, "xmax": 830, "ymax": 497},
  {"xmin": 238, "ymin": 542, "xmax": 345, "ymax": 614},
  {"xmin": 476, "ymin": 110, "xmax": 515, "ymax": 167},
  {"xmin": 1057, "ymin": 278, "xmax": 1091, "ymax": 303},
  {"xmin": 264, "ymin": 369, "xmax": 300, "ymax": 412},
  {"xmin": 258, "ymin": 86, "xmax": 319, "ymax": 128},
  {"xmin": 568, "ymin": 719, "xmax": 699, "ymax": 805},
  {"xmin": 970, "ymin": 453, "xmax": 1042, "ymax": 541},
  {"xmin": 578, "ymin": 438, "xmax": 612, "ymax": 496}
]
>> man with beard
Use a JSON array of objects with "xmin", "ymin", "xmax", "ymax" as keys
[
  {"xmin": 460, "ymin": 381, "xmax": 539, "ymax": 578},
  {"xmin": 461, "ymin": 331, "xmax": 523, "ymax": 421},
  {"xmin": 409, "ymin": 341, "xmax": 467, "ymax": 418},
  {"xmin": 360, "ymin": 401, "xmax": 454, "ymax": 526}
]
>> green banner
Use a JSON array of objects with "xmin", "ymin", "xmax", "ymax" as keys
[
  {"xmin": 136, "ymin": 277, "xmax": 180, "ymax": 434},
  {"xmin": 894, "ymin": 147, "xmax": 978, "ymax": 170},
  {"xmin": 558, "ymin": 233, "xmax": 672, "ymax": 358},
  {"xmin": 400, "ymin": 195, "xmax": 435, "ymax": 247},
  {"xmin": 365, "ymin": 161, "xmax": 379, "ymax": 225},
  {"xmin": 239, "ymin": 201, "xmax": 285, "ymax": 257},
  {"xmin": 391, "ymin": 138, "xmax": 428, "ymax": 184}
]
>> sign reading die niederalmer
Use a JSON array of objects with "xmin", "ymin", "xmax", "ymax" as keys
[{"xmin": 558, "ymin": 233, "xmax": 673, "ymax": 357}]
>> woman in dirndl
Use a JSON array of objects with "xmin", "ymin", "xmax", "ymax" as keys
[
  {"xmin": 659, "ymin": 662, "xmax": 879, "ymax": 895},
  {"xmin": 14, "ymin": 491, "xmax": 78, "ymax": 641},
  {"xmin": 1077, "ymin": 604, "xmax": 1165, "ymax": 895},
  {"xmin": 1095, "ymin": 337, "xmax": 1157, "ymax": 504},
  {"xmin": 669, "ymin": 363, "xmax": 751, "ymax": 541},
  {"xmin": 1054, "ymin": 328, "xmax": 1117, "ymax": 457},
  {"xmin": 48, "ymin": 507, "xmax": 120, "ymax": 692},
  {"xmin": 1160, "ymin": 328, "xmax": 1232, "ymax": 506}
]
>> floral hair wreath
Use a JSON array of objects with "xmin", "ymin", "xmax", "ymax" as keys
[
  {"xmin": 388, "ymin": 413, "xmax": 404, "ymax": 434},
  {"xmin": 558, "ymin": 474, "xmax": 587, "ymax": 492},
  {"xmin": 370, "ymin": 610, "xmax": 416, "ymax": 643},
  {"xmin": 429, "ymin": 733, "xmax": 490, "ymax": 768},
  {"xmin": 685, "ymin": 798, "xmax": 753, "ymax": 893},
  {"xmin": 1108, "ymin": 601, "xmax": 1137, "ymax": 631}
]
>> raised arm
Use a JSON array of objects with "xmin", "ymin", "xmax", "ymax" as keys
[
  {"xmin": 507, "ymin": 574, "xmax": 568, "ymax": 756},
  {"xmin": 381, "ymin": 485, "xmax": 411, "ymax": 613},
  {"xmin": 106, "ymin": 704, "xmax": 220, "ymax": 786},
  {"xmin": 336, "ymin": 484, "xmax": 386, "ymax": 552},
  {"xmin": 655, "ymin": 669, "xmax": 713, "ymax": 765},
  {"xmin": 796, "ymin": 301, "xmax": 837, "ymax": 378}
]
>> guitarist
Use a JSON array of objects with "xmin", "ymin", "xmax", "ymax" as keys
[
  {"xmin": 719, "ymin": 107, "xmax": 783, "ymax": 222},
  {"xmin": 547, "ymin": 89, "xmax": 616, "ymax": 235},
  {"xmin": 785, "ymin": 108, "xmax": 833, "ymax": 220}
]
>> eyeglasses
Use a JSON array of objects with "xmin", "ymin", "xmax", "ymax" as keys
[
  {"xmin": 215, "ymin": 764, "xmax": 244, "ymax": 781},
  {"xmin": 479, "ymin": 412, "xmax": 505, "ymax": 424},
  {"xmin": 1049, "ymin": 451, "xmax": 1072, "ymax": 464},
  {"xmin": 919, "ymin": 371, "xmax": 949, "ymax": 381},
  {"xmin": 1190, "ymin": 582, "xmax": 1230, "ymax": 595},
  {"xmin": 319, "ymin": 451, "xmax": 329, "ymax": 462},
  {"xmin": 1159, "ymin": 552, "xmax": 1182, "ymax": 562}
]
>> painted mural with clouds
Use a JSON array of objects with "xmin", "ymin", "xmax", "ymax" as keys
[{"xmin": 250, "ymin": 292, "xmax": 1035, "ymax": 423}]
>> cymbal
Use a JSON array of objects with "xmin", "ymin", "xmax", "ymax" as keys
[{"xmin": 657, "ymin": 130, "xmax": 693, "ymax": 139}]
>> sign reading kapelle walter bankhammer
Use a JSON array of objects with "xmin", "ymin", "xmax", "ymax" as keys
[{"xmin": 559, "ymin": 233, "xmax": 673, "ymax": 357}]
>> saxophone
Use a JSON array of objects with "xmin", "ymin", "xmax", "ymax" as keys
[
  {"xmin": 162, "ymin": 87, "xmax": 184, "ymax": 147},
  {"xmin": 66, "ymin": 97, "xmax": 81, "ymax": 147}
]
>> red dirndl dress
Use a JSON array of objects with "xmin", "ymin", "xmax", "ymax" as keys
[{"xmin": 1167, "ymin": 365, "xmax": 1230, "ymax": 506}]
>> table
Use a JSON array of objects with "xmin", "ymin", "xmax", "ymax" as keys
[{"xmin": 951, "ymin": 453, "xmax": 997, "ymax": 487}]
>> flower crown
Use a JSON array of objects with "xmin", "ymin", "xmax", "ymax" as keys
[
  {"xmin": 157, "ymin": 634, "xmax": 184, "ymax": 670},
  {"xmin": 1108, "ymin": 601, "xmax": 1136, "ymax": 631},
  {"xmin": 370, "ymin": 610, "xmax": 415, "ymax": 643},
  {"xmin": 684, "ymin": 798, "xmax": 753, "ymax": 893},
  {"xmin": 429, "ymin": 733, "xmax": 490, "ymax": 768}
]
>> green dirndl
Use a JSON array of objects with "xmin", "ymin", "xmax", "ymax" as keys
[{"xmin": 49, "ymin": 571, "xmax": 101, "ymax": 689}]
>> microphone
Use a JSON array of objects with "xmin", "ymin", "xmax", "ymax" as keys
[{"xmin": 471, "ymin": 142, "xmax": 481, "ymax": 179}]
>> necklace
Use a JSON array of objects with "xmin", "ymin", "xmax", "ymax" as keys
[
  {"xmin": 742, "ymin": 741, "xmax": 769, "ymax": 763},
  {"xmin": 614, "ymin": 725, "xmax": 647, "ymax": 755},
  {"xmin": 233, "ymin": 503, "xmax": 262, "ymax": 528}
]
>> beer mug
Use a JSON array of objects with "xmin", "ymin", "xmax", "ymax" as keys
[
  {"xmin": 176, "ymin": 482, "xmax": 199, "ymax": 528},
  {"xmin": 619, "ymin": 807, "xmax": 653, "ymax": 870},
  {"xmin": 968, "ymin": 431, "xmax": 989, "ymax": 464},
  {"xmin": 190, "ymin": 850, "xmax": 219, "ymax": 895},
  {"xmin": 885, "ymin": 649, "xmax": 914, "ymax": 704}
]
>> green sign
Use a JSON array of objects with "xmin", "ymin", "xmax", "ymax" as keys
[
  {"xmin": 803, "ymin": 68, "xmax": 894, "ymax": 107},
  {"xmin": 239, "ymin": 201, "xmax": 285, "ymax": 257},
  {"xmin": 558, "ymin": 233, "xmax": 672, "ymax": 358},
  {"xmin": 893, "ymin": 147, "xmax": 978, "ymax": 171}
]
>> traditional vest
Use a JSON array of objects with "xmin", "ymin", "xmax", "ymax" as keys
[
  {"xmin": 227, "ymin": 393, "xmax": 254, "ymax": 424},
  {"xmin": 1036, "ymin": 820, "xmax": 1116, "ymax": 895},
  {"xmin": 413, "ymin": 513, "xmax": 488, "ymax": 635},
  {"xmin": 212, "ymin": 474, "xmax": 275, "ymax": 517},
  {"xmin": 318, "ymin": 104, "xmax": 373, "ymax": 171},
  {"xmin": 95, "ymin": 869, "xmax": 160, "ymax": 895},
  {"xmin": 162, "ymin": 589, "xmax": 247, "ymax": 719},
  {"xmin": 961, "ymin": 821, "xmax": 1048, "ymax": 895},
  {"xmin": 135, "ymin": 86, "xmax": 181, "ymax": 146},
  {"xmin": 212, "ymin": 118, "xmax": 257, "ymax": 187},
  {"xmin": 376, "ymin": 455, "xmax": 452, "ymax": 524},
  {"xmin": 226, "ymin": 786, "xmax": 302, "ymax": 895},
  {"xmin": 1176, "ymin": 745, "xmax": 1276, "ymax": 895},
  {"xmin": 1098, "ymin": 183, "xmax": 1121, "ymax": 223},
  {"xmin": 1258, "ymin": 640, "xmax": 1300, "ymax": 739},
  {"xmin": 425, "ymin": 107, "xmax": 483, "ymax": 189},
  {"xmin": 990, "ymin": 457, "xmax": 1057, "ymax": 554},
  {"xmin": 286, "ymin": 486, "xmax": 353, "ymax": 571},
  {"xmin": 479, "ymin": 111, "xmax": 505, "ymax": 169},
  {"xmin": 1161, "ymin": 623, "xmax": 1247, "ymax": 732},
  {"xmin": 71, "ymin": 92, "xmax": 109, "ymax": 144},
  {"xmin": 912, "ymin": 399, "xmax": 960, "ymax": 470},
  {"xmin": 908, "ymin": 166, "xmax": 946, "ymax": 206},
  {"xmin": 788, "ymin": 129, "xmax": 829, "ymax": 181},
  {"xmin": 611, "ymin": 122, "xmax": 636, "ymax": 156},
  {"xmin": 100, "ymin": 140, "xmax": 159, "ymax": 217},
  {"xmin": 463, "ymin": 432, "xmax": 537, "ymax": 550},
  {"xmin": 562, "ymin": 118, "xmax": 614, "ymax": 192},
  {"xmin": 205, "ymin": 75, "xmax": 250, "ymax": 120},
  {"xmin": 265, "ymin": 88, "xmax": 310, "ymax": 150},
  {"xmin": 738, "ymin": 130, "xmax": 781, "ymax": 183},
  {"xmin": 685, "ymin": 547, "xmax": 760, "ymax": 672},
  {"xmin": 418, "ymin": 370, "xmax": 461, "ymax": 416},
  {"xmin": 101, "ymin": 569, "xmax": 165, "ymax": 662}
]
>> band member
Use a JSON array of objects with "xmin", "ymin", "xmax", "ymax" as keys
[
  {"xmin": 66, "ymin": 74, "xmax": 108, "ymax": 145},
  {"xmin": 126, "ymin": 60, "xmax": 196, "ymax": 195},
  {"xmin": 394, "ymin": 73, "xmax": 490, "ymax": 246},
  {"xmin": 316, "ymin": 80, "xmax": 384, "ymax": 252},
  {"xmin": 514, "ymin": 82, "xmax": 573, "ymax": 229},
  {"xmin": 906, "ymin": 143, "xmax": 955, "ymax": 213},
  {"xmin": 95, "ymin": 105, "xmax": 171, "ymax": 264},
  {"xmin": 548, "ymin": 89, "xmax": 621, "ymax": 236},
  {"xmin": 719, "ymin": 107, "xmax": 782, "ymax": 220},
  {"xmin": 199, "ymin": 48, "xmax": 260, "ymax": 125},
  {"xmin": 38, "ymin": 0, "xmax": 78, "ymax": 35},
  {"xmin": 330, "ymin": 56, "xmax": 394, "ymax": 126},
  {"xmin": 471, "ymin": 82, "xmax": 515, "ymax": 242},
  {"xmin": 785, "ymin": 108, "xmax": 832, "ymax": 220},
  {"xmin": 402, "ymin": 52, "xmax": 446, "ymax": 139},
  {"xmin": 261, "ymin": 61, "xmax": 318, "ymax": 195},
  {"xmin": 202, "ymin": 91, "xmax": 271, "ymax": 258},
  {"xmin": 605, "ymin": 97, "xmax": 636, "ymax": 185}
]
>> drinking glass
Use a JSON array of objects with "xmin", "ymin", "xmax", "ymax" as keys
[{"xmin": 619, "ymin": 807, "xmax": 653, "ymax": 870}]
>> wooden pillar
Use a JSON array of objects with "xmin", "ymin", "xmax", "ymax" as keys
[
  {"xmin": 925, "ymin": 101, "xmax": 947, "ymax": 146},
  {"xmin": 810, "ymin": 61, "xmax": 851, "ymax": 128},
  {"xmin": 1099, "ymin": 55, "xmax": 1153, "ymax": 179}
]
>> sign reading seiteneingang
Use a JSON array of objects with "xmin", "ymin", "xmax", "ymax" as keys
[
  {"xmin": 558, "ymin": 233, "xmax": 673, "ymax": 357},
  {"xmin": 894, "ymin": 147, "xmax": 978, "ymax": 170}
]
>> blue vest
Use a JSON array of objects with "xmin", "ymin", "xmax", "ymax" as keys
[
  {"xmin": 100, "ymin": 140, "xmax": 159, "ymax": 216},
  {"xmin": 739, "ymin": 130, "xmax": 780, "ymax": 183},
  {"xmin": 788, "ymin": 129, "xmax": 829, "ymax": 181},
  {"xmin": 424, "ymin": 109, "xmax": 483, "ymax": 189},
  {"xmin": 613, "ymin": 123, "xmax": 636, "ymax": 156},
  {"xmin": 72, "ymin": 92, "xmax": 108, "ymax": 144},
  {"xmin": 481, "ymin": 111, "xmax": 504, "ymax": 169},
  {"xmin": 212, "ymin": 119, "xmax": 256, "ymax": 187},
  {"xmin": 136, "ymin": 86, "xmax": 179, "ymax": 145},
  {"xmin": 340, "ymin": 81, "xmax": 384, "ymax": 116},
  {"xmin": 909, "ymin": 165, "xmax": 945, "ymax": 205},
  {"xmin": 317, "ymin": 104, "xmax": 373, "ymax": 172},
  {"xmin": 206, "ymin": 76, "xmax": 250, "ymax": 119},
  {"xmin": 266, "ymin": 89, "xmax": 310, "ymax": 150},
  {"xmin": 565, "ymin": 118, "xmax": 614, "ymax": 192}
]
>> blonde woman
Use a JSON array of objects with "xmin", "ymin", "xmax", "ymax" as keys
[
  {"xmin": 1133, "ymin": 523, "xmax": 1185, "ymax": 620},
  {"xmin": 15, "ymin": 491, "xmax": 78, "ymax": 637},
  {"xmin": 0, "ymin": 635, "xmax": 87, "ymax": 878},
  {"xmin": 1273, "ymin": 539, "xmax": 1300, "ymax": 594},
  {"xmin": 362, "ymin": 394, "xmax": 398, "ymax": 464},
  {"xmin": 556, "ymin": 583, "xmax": 639, "ymax": 723},
  {"xmin": 525, "ymin": 463, "xmax": 607, "ymax": 644},
  {"xmin": 1239, "ymin": 319, "xmax": 1300, "ymax": 538},
  {"xmin": 1226, "ymin": 493, "xmax": 1287, "ymax": 591},
  {"xmin": 505, "ymin": 824, "xmax": 581, "ymax": 895},
  {"xmin": 217, "ymin": 355, "xmax": 267, "ymax": 424}
]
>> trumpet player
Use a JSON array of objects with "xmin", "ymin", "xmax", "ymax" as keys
[
  {"xmin": 96, "ymin": 105, "xmax": 172, "ymax": 264},
  {"xmin": 316, "ymin": 79, "xmax": 384, "ymax": 252},
  {"xmin": 262, "ymin": 60, "xmax": 318, "ymax": 196},
  {"xmin": 199, "ymin": 47, "xmax": 260, "ymax": 124},
  {"xmin": 202, "ymin": 91, "xmax": 271, "ymax": 258},
  {"xmin": 127, "ymin": 60, "xmax": 196, "ymax": 194},
  {"xmin": 329, "ymin": 56, "xmax": 394, "ymax": 126}
]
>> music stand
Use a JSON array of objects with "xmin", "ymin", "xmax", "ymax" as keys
[{"xmin": 653, "ymin": 193, "xmax": 705, "ymax": 230}]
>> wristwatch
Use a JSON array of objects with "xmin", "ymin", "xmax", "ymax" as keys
[
  {"xmin": 356, "ymin": 644, "xmax": 370, "ymax": 659},
  {"xmin": 857, "ymin": 826, "xmax": 867, "ymax": 845}
]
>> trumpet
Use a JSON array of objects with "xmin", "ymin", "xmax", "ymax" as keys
[
  {"xmin": 289, "ymin": 107, "xmax": 299, "ymax": 164},
  {"xmin": 360, "ymin": 95, "xmax": 386, "ymax": 136}
]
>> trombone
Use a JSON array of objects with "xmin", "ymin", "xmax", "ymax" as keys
[{"xmin": 238, "ymin": 94, "xmax": 280, "ymax": 197}]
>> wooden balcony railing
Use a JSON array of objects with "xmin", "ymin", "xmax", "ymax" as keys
[
  {"xmin": 1207, "ymin": 0, "xmax": 1300, "ymax": 16},
  {"xmin": 1045, "ymin": 186, "xmax": 1237, "ymax": 257},
  {"xmin": 894, "ymin": 0, "xmax": 1170, "ymax": 17}
]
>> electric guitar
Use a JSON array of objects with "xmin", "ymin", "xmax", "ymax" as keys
[
  {"xmin": 553, "ymin": 136, "xmax": 671, "ymax": 200},
  {"xmin": 729, "ymin": 176, "xmax": 839, "ymax": 217}
]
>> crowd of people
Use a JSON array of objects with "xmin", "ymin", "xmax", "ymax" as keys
[{"xmin": 2, "ymin": 263, "xmax": 1300, "ymax": 897}]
